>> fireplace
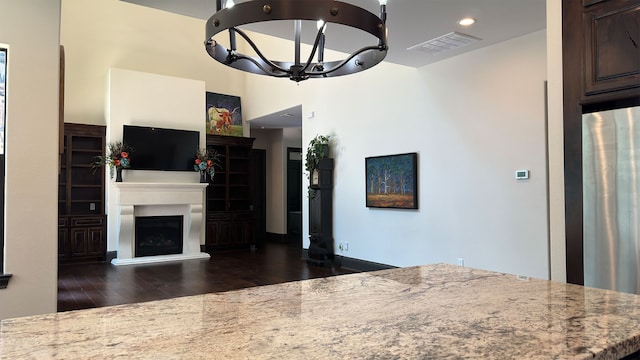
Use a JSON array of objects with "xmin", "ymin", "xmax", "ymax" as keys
[
  {"xmin": 135, "ymin": 215, "xmax": 184, "ymax": 257},
  {"xmin": 111, "ymin": 182, "xmax": 210, "ymax": 266}
]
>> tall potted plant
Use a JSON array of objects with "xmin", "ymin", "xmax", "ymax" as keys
[{"xmin": 305, "ymin": 134, "xmax": 330, "ymax": 194}]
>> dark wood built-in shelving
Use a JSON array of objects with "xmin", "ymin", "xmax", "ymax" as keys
[
  {"xmin": 205, "ymin": 135, "xmax": 256, "ymax": 251},
  {"xmin": 58, "ymin": 123, "xmax": 107, "ymax": 264}
]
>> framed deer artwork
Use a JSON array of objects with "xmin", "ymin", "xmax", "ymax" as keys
[{"xmin": 205, "ymin": 92, "xmax": 243, "ymax": 137}]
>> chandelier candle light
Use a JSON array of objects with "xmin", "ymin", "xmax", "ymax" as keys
[{"xmin": 205, "ymin": 0, "xmax": 389, "ymax": 82}]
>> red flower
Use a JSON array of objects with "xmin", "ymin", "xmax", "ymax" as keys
[
  {"xmin": 121, "ymin": 151, "xmax": 129, "ymax": 158},
  {"xmin": 114, "ymin": 159, "xmax": 121, "ymax": 166},
  {"xmin": 195, "ymin": 159, "xmax": 202, "ymax": 165},
  {"xmin": 207, "ymin": 160, "xmax": 212, "ymax": 167}
]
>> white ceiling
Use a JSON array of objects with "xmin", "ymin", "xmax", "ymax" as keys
[{"xmin": 120, "ymin": 0, "xmax": 546, "ymax": 128}]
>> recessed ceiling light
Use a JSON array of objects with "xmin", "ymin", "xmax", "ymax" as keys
[{"xmin": 458, "ymin": 17, "xmax": 476, "ymax": 26}]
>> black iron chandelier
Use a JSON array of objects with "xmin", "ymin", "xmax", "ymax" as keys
[{"xmin": 205, "ymin": 0, "xmax": 388, "ymax": 82}]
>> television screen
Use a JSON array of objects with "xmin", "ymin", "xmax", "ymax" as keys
[{"xmin": 123, "ymin": 125, "xmax": 199, "ymax": 171}]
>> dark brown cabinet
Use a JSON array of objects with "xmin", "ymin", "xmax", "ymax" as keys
[
  {"xmin": 205, "ymin": 135, "xmax": 256, "ymax": 250},
  {"xmin": 58, "ymin": 123, "xmax": 107, "ymax": 263},
  {"xmin": 58, "ymin": 218, "xmax": 69, "ymax": 259},
  {"xmin": 206, "ymin": 211, "xmax": 256, "ymax": 248},
  {"xmin": 582, "ymin": 0, "xmax": 640, "ymax": 101},
  {"xmin": 563, "ymin": 0, "xmax": 640, "ymax": 285},
  {"xmin": 69, "ymin": 217, "xmax": 106, "ymax": 258}
]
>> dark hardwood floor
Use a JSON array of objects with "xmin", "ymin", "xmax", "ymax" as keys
[{"xmin": 58, "ymin": 242, "xmax": 357, "ymax": 312}]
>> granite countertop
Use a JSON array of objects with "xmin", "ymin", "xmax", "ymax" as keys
[{"xmin": 2, "ymin": 263, "xmax": 640, "ymax": 359}]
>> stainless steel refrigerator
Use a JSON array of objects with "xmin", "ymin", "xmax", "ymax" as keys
[{"xmin": 583, "ymin": 105, "xmax": 640, "ymax": 294}]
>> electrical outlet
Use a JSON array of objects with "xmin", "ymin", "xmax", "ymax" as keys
[{"xmin": 90, "ymin": 202, "xmax": 96, "ymax": 211}]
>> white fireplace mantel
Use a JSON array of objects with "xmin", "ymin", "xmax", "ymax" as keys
[{"xmin": 111, "ymin": 182, "xmax": 210, "ymax": 266}]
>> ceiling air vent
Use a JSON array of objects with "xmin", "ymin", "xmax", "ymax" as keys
[{"xmin": 407, "ymin": 32, "xmax": 481, "ymax": 56}]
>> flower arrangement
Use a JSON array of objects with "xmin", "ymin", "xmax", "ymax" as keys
[
  {"xmin": 194, "ymin": 148, "xmax": 221, "ymax": 180},
  {"xmin": 91, "ymin": 141, "xmax": 133, "ymax": 179}
]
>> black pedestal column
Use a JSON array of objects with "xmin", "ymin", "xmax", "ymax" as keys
[{"xmin": 307, "ymin": 158, "xmax": 334, "ymax": 266}]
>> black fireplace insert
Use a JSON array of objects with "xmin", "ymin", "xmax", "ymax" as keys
[{"xmin": 135, "ymin": 215, "xmax": 183, "ymax": 257}]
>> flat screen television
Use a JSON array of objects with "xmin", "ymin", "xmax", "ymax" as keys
[{"xmin": 122, "ymin": 125, "xmax": 199, "ymax": 171}]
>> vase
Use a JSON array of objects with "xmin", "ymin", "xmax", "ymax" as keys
[
  {"xmin": 199, "ymin": 171, "xmax": 207, "ymax": 183},
  {"xmin": 115, "ymin": 167, "xmax": 123, "ymax": 182}
]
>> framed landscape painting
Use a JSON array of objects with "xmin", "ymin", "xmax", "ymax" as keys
[
  {"xmin": 366, "ymin": 152, "xmax": 418, "ymax": 209},
  {"xmin": 206, "ymin": 92, "xmax": 243, "ymax": 137}
]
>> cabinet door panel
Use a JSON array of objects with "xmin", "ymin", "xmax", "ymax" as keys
[
  {"xmin": 86, "ymin": 227, "xmax": 105, "ymax": 256},
  {"xmin": 584, "ymin": 0, "xmax": 640, "ymax": 96},
  {"xmin": 58, "ymin": 227, "xmax": 69, "ymax": 258},
  {"xmin": 227, "ymin": 221, "xmax": 241, "ymax": 245},
  {"xmin": 238, "ymin": 220, "xmax": 255, "ymax": 246},
  {"xmin": 207, "ymin": 221, "xmax": 229, "ymax": 246},
  {"xmin": 70, "ymin": 228, "xmax": 88, "ymax": 257}
]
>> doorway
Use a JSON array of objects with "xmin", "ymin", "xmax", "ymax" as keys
[
  {"xmin": 287, "ymin": 147, "xmax": 302, "ymax": 248},
  {"xmin": 252, "ymin": 149, "xmax": 266, "ymax": 248}
]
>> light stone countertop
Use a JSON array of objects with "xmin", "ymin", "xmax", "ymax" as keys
[{"xmin": 2, "ymin": 263, "xmax": 640, "ymax": 359}]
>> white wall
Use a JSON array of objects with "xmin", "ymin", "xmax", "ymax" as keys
[
  {"xmin": 251, "ymin": 128, "xmax": 286, "ymax": 234},
  {"xmin": 61, "ymin": 0, "xmax": 245, "ymax": 126},
  {"xmin": 281, "ymin": 127, "xmax": 302, "ymax": 233},
  {"xmin": 105, "ymin": 68, "xmax": 205, "ymax": 251},
  {"xmin": 0, "ymin": 0, "xmax": 61, "ymax": 319},
  {"xmin": 546, "ymin": 0, "xmax": 566, "ymax": 282},
  {"xmin": 251, "ymin": 127, "xmax": 303, "ymax": 235},
  {"xmin": 246, "ymin": 30, "xmax": 550, "ymax": 279},
  {"xmin": 409, "ymin": 30, "xmax": 548, "ymax": 278},
  {"xmin": 283, "ymin": 128, "xmax": 303, "ymax": 152}
]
